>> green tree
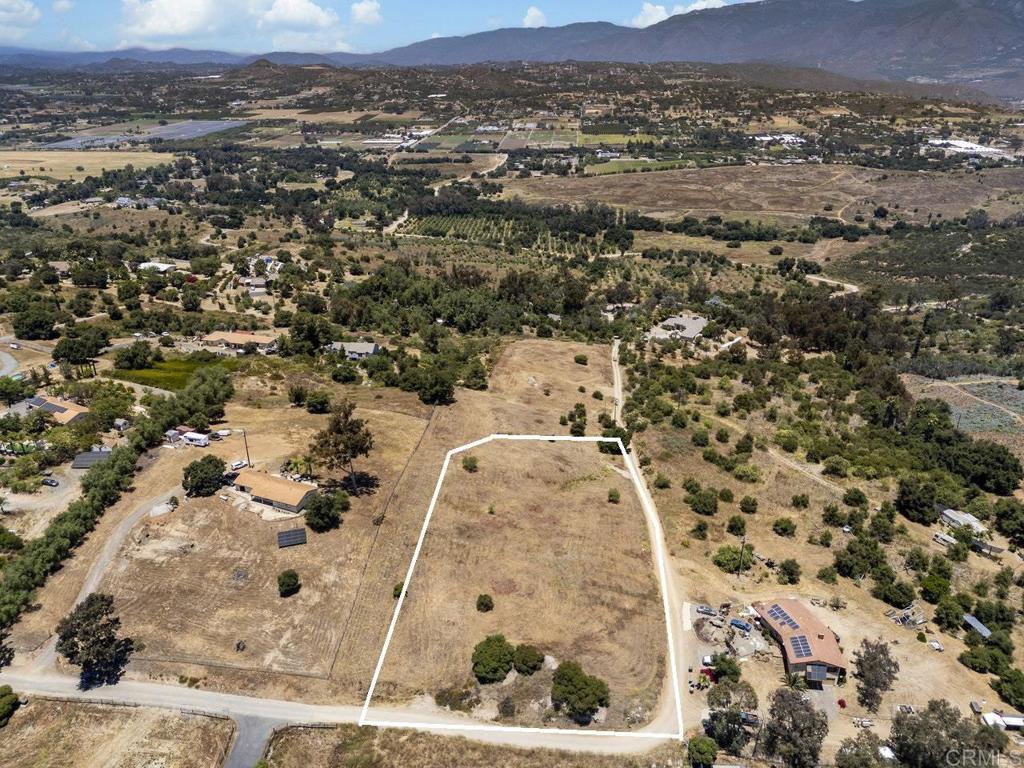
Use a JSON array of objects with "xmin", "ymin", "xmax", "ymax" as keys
[
  {"xmin": 114, "ymin": 341, "xmax": 158, "ymax": 370},
  {"xmin": 778, "ymin": 559, "xmax": 802, "ymax": 584},
  {"xmin": 304, "ymin": 491, "xmax": 350, "ymax": 533},
  {"xmin": 472, "ymin": 634, "xmax": 515, "ymax": 684},
  {"xmin": 0, "ymin": 684, "xmax": 19, "ymax": 728},
  {"xmin": 835, "ymin": 731, "xmax": 885, "ymax": 768},
  {"xmin": 551, "ymin": 661, "xmax": 609, "ymax": 723},
  {"xmin": 277, "ymin": 569, "xmax": 301, "ymax": 597},
  {"xmin": 890, "ymin": 699, "xmax": 1007, "ymax": 768},
  {"xmin": 311, "ymin": 400, "xmax": 374, "ymax": 489},
  {"xmin": 688, "ymin": 735, "xmax": 719, "ymax": 767},
  {"xmin": 896, "ymin": 476, "xmax": 939, "ymax": 525},
  {"xmin": 513, "ymin": 644, "xmax": 544, "ymax": 675},
  {"xmin": 182, "ymin": 455, "xmax": 226, "ymax": 497},
  {"xmin": 727, "ymin": 515, "xmax": 746, "ymax": 536},
  {"xmin": 705, "ymin": 709, "xmax": 749, "ymax": 755},
  {"xmin": 852, "ymin": 638, "xmax": 899, "ymax": 713},
  {"xmin": 712, "ymin": 653, "xmax": 741, "ymax": 683},
  {"xmin": 763, "ymin": 687, "xmax": 828, "ymax": 768},
  {"xmin": 476, "ymin": 594, "xmax": 494, "ymax": 612},
  {"xmin": 55, "ymin": 593, "xmax": 135, "ymax": 688},
  {"xmin": 304, "ymin": 390, "xmax": 331, "ymax": 414}
]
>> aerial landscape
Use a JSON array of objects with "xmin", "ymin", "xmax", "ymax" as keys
[{"xmin": 2, "ymin": 0, "xmax": 1024, "ymax": 766}]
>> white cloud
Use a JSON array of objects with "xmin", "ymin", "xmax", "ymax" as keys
[
  {"xmin": 350, "ymin": 0, "xmax": 381, "ymax": 25},
  {"xmin": 631, "ymin": 2, "xmax": 669, "ymax": 27},
  {"xmin": 59, "ymin": 27, "xmax": 96, "ymax": 49},
  {"xmin": 673, "ymin": 0, "xmax": 726, "ymax": 13},
  {"xmin": 271, "ymin": 28, "xmax": 350, "ymax": 51},
  {"xmin": 120, "ymin": 0, "xmax": 223, "ymax": 39},
  {"xmin": 0, "ymin": 0, "xmax": 42, "ymax": 40},
  {"xmin": 259, "ymin": 0, "xmax": 338, "ymax": 28},
  {"xmin": 52, "ymin": 0, "xmax": 73, "ymax": 12},
  {"xmin": 522, "ymin": 5, "xmax": 545, "ymax": 27}
]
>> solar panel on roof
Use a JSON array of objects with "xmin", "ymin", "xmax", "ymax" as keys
[
  {"xmin": 789, "ymin": 635, "xmax": 812, "ymax": 659},
  {"xmin": 277, "ymin": 529, "xmax": 307, "ymax": 548},
  {"xmin": 767, "ymin": 604, "xmax": 800, "ymax": 630}
]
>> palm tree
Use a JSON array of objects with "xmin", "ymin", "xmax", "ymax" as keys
[{"xmin": 782, "ymin": 672, "xmax": 807, "ymax": 691}]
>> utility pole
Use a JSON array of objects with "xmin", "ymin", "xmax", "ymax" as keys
[{"xmin": 241, "ymin": 428, "xmax": 251, "ymax": 468}]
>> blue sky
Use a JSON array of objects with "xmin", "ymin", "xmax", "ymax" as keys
[{"xmin": 0, "ymin": 0, "xmax": 749, "ymax": 53}]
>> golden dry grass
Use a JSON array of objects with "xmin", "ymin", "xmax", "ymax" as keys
[
  {"xmin": 0, "ymin": 150, "xmax": 177, "ymax": 182},
  {"xmin": 2, "ymin": 699, "xmax": 234, "ymax": 768},
  {"xmin": 503, "ymin": 165, "xmax": 1024, "ymax": 226},
  {"xmin": 373, "ymin": 439, "xmax": 666, "ymax": 730},
  {"xmin": 266, "ymin": 724, "xmax": 677, "ymax": 768}
]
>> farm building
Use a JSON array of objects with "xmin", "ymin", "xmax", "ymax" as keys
[
  {"xmin": 753, "ymin": 599, "xmax": 846, "ymax": 685},
  {"xmin": 940, "ymin": 508, "xmax": 988, "ymax": 537},
  {"xmin": 202, "ymin": 331, "xmax": 278, "ymax": 353},
  {"xmin": 24, "ymin": 395, "xmax": 90, "ymax": 426},
  {"xmin": 234, "ymin": 470, "xmax": 317, "ymax": 514},
  {"xmin": 329, "ymin": 341, "xmax": 381, "ymax": 361}
]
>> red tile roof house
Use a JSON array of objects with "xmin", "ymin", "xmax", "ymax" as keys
[{"xmin": 753, "ymin": 599, "xmax": 847, "ymax": 686}]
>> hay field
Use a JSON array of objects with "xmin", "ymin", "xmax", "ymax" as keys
[
  {"xmin": 371, "ymin": 439, "xmax": 667, "ymax": 730},
  {"xmin": 503, "ymin": 165, "xmax": 1024, "ymax": 225},
  {"xmin": 3, "ymin": 699, "xmax": 234, "ymax": 768},
  {"xmin": 0, "ymin": 150, "xmax": 177, "ymax": 181}
]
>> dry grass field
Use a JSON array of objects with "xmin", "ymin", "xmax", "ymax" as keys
[
  {"xmin": 2, "ymin": 699, "xmax": 234, "ymax": 768},
  {"xmin": 372, "ymin": 439, "xmax": 666, "ymax": 730},
  {"xmin": 0, "ymin": 150, "xmax": 177, "ymax": 182},
  {"xmin": 503, "ymin": 165, "xmax": 1024, "ymax": 226},
  {"xmin": 266, "ymin": 725, "xmax": 678, "ymax": 768}
]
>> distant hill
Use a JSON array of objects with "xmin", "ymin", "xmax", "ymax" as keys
[{"xmin": 1, "ymin": 0, "xmax": 1022, "ymax": 100}]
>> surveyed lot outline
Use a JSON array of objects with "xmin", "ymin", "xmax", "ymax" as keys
[{"xmin": 360, "ymin": 433, "xmax": 685, "ymax": 741}]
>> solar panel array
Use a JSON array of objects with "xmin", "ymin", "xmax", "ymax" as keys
[
  {"xmin": 767, "ymin": 603, "xmax": 801, "ymax": 630},
  {"xmin": 277, "ymin": 528, "xmax": 307, "ymax": 548},
  {"xmin": 790, "ymin": 635, "xmax": 812, "ymax": 659}
]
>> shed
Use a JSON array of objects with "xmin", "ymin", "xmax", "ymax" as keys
[{"xmin": 964, "ymin": 614, "xmax": 993, "ymax": 639}]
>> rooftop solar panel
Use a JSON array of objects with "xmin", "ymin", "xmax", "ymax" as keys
[
  {"xmin": 277, "ymin": 528, "xmax": 307, "ymax": 548},
  {"xmin": 789, "ymin": 635, "xmax": 812, "ymax": 659},
  {"xmin": 767, "ymin": 604, "xmax": 800, "ymax": 630}
]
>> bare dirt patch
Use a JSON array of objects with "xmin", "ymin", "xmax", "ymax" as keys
[
  {"xmin": 2, "ymin": 699, "xmax": 234, "ymax": 768},
  {"xmin": 371, "ymin": 439, "xmax": 667, "ymax": 731}
]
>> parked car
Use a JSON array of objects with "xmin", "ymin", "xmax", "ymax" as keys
[
  {"xmin": 8, "ymin": 343, "xmax": 19, "ymax": 350},
  {"xmin": 230, "ymin": 460, "xmax": 248, "ymax": 471},
  {"xmin": 695, "ymin": 605, "xmax": 716, "ymax": 617},
  {"xmin": 41, "ymin": 478, "xmax": 59, "ymax": 487}
]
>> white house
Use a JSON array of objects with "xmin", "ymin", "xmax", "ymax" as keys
[
  {"xmin": 330, "ymin": 341, "xmax": 381, "ymax": 361},
  {"xmin": 940, "ymin": 508, "xmax": 987, "ymax": 537}
]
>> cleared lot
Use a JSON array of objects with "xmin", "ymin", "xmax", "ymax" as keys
[
  {"xmin": 372, "ymin": 438, "xmax": 667, "ymax": 731},
  {"xmin": 0, "ymin": 149, "xmax": 177, "ymax": 181}
]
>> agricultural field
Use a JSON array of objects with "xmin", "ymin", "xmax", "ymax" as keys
[
  {"xmin": 503, "ymin": 165, "xmax": 1024, "ymax": 226},
  {"xmin": 0, "ymin": 150, "xmax": 177, "ymax": 182},
  {"xmin": 2, "ymin": 699, "xmax": 234, "ymax": 768},
  {"xmin": 106, "ymin": 357, "xmax": 242, "ymax": 392},
  {"xmin": 266, "ymin": 724, "xmax": 679, "ymax": 768},
  {"xmin": 585, "ymin": 159, "xmax": 692, "ymax": 176},
  {"xmin": 369, "ymin": 439, "xmax": 668, "ymax": 731}
]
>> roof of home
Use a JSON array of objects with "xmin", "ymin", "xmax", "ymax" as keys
[
  {"xmin": 235, "ymin": 470, "xmax": 317, "ymax": 507},
  {"xmin": 942, "ymin": 508, "xmax": 987, "ymax": 535},
  {"xmin": 27, "ymin": 395, "xmax": 90, "ymax": 425},
  {"xmin": 339, "ymin": 341, "xmax": 380, "ymax": 354},
  {"xmin": 753, "ymin": 599, "xmax": 846, "ymax": 670},
  {"xmin": 660, "ymin": 314, "xmax": 708, "ymax": 339},
  {"xmin": 202, "ymin": 331, "xmax": 278, "ymax": 347}
]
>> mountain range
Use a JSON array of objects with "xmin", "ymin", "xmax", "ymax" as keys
[{"xmin": 1, "ymin": 0, "xmax": 1023, "ymax": 101}]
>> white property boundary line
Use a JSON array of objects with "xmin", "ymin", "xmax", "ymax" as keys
[{"xmin": 359, "ymin": 433, "xmax": 685, "ymax": 742}]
